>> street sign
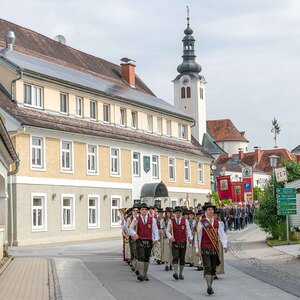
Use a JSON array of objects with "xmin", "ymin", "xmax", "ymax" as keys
[
  {"xmin": 277, "ymin": 188, "xmax": 296, "ymax": 193},
  {"xmin": 276, "ymin": 188, "xmax": 297, "ymax": 216},
  {"xmin": 277, "ymin": 209, "xmax": 297, "ymax": 215}
]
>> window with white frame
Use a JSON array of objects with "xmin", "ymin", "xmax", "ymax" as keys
[
  {"xmin": 62, "ymin": 196, "xmax": 75, "ymax": 230},
  {"xmin": 24, "ymin": 83, "xmax": 42, "ymax": 108},
  {"xmin": 75, "ymin": 97, "xmax": 83, "ymax": 117},
  {"xmin": 166, "ymin": 120, "xmax": 171, "ymax": 136},
  {"xmin": 131, "ymin": 111, "xmax": 137, "ymax": 128},
  {"xmin": 88, "ymin": 196, "xmax": 99, "ymax": 228},
  {"xmin": 157, "ymin": 118, "xmax": 162, "ymax": 135},
  {"xmin": 133, "ymin": 152, "xmax": 140, "ymax": 177},
  {"xmin": 171, "ymin": 199, "xmax": 178, "ymax": 209},
  {"xmin": 31, "ymin": 136, "xmax": 44, "ymax": 169},
  {"xmin": 169, "ymin": 158, "xmax": 175, "ymax": 181},
  {"xmin": 184, "ymin": 160, "xmax": 190, "ymax": 182},
  {"xmin": 111, "ymin": 148, "xmax": 120, "ymax": 175},
  {"xmin": 103, "ymin": 104, "xmax": 110, "ymax": 122},
  {"xmin": 90, "ymin": 100, "xmax": 97, "ymax": 120},
  {"xmin": 120, "ymin": 108, "xmax": 126, "ymax": 126},
  {"xmin": 198, "ymin": 162, "xmax": 204, "ymax": 183},
  {"xmin": 178, "ymin": 123, "xmax": 187, "ymax": 139},
  {"xmin": 32, "ymin": 194, "xmax": 46, "ymax": 231},
  {"xmin": 111, "ymin": 197, "xmax": 121, "ymax": 226},
  {"xmin": 152, "ymin": 155, "xmax": 159, "ymax": 178},
  {"xmin": 147, "ymin": 115, "xmax": 153, "ymax": 132},
  {"xmin": 87, "ymin": 145, "xmax": 97, "ymax": 174},
  {"xmin": 60, "ymin": 93, "xmax": 68, "ymax": 114},
  {"xmin": 61, "ymin": 141, "xmax": 73, "ymax": 171}
]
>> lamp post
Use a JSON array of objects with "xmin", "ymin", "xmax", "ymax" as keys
[
  {"xmin": 211, "ymin": 164, "xmax": 217, "ymax": 192},
  {"xmin": 269, "ymin": 155, "xmax": 279, "ymax": 198}
]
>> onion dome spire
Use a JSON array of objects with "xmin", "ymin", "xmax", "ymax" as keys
[{"xmin": 177, "ymin": 6, "xmax": 202, "ymax": 74}]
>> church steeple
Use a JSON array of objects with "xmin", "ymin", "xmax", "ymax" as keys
[{"xmin": 177, "ymin": 7, "xmax": 202, "ymax": 75}]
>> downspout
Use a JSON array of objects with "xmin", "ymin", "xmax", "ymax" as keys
[{"xmin": 11, "ymin": 67, "xmax": 22, "ymax": 102}]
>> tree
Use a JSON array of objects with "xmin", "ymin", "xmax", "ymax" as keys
[
  {"xmin": 271, "ymin": 118, "xmax": 281, "ymax": 149},
  {"xmin": 255, "ymin": 159, "xmax": 300, "ymax": 239}
]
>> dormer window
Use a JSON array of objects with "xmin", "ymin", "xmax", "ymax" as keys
[{"xmin": 24, "ymin": 83, "xmax": 42, "ymax": 108}]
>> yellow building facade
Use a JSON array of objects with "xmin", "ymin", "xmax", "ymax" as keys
[{"xmin": 0, "ymin": 19, "xmax": 213, "ymax": 245}]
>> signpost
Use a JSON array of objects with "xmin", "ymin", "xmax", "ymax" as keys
[{"xmin": 276, "ymin": 188, "xmax": 297, "ymax": 242}]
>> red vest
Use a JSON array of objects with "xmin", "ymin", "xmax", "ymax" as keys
[
  {"xmin": 172, "ymin": 218, "xmax": 187, "ymax": 243},
  {"xmin": 137, "ymin": 215, "xmax": 153, "ymax": 240},
  {"xmin": 201, "ymin": 218, "xmax": 219, "ymax": 249}
]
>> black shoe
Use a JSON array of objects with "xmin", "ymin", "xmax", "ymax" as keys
[
  {"xmin": 157, "ymin": 260, "xmax": 161, "ymax": 265},
  {"xmin": 130, "ymin": 263, "xmax": 133, "ymax": 268},
  {"xmin": 214, "ymin": 275, "xmax": 218, "ymax": 280},
  {"xmin": 189, "ymin": 263, "xmax": 194, "ymax": 267},
  {"xmin": 127, "ymin": 261, "xmax": 130, "ymax": 265},
  {"xmin": 143, "ymin": 274, "xmax": 149, "ymax": 281},
  {"xmin": 207, "ymin": 287, "xmax": 214, "ymax": 295},
  {"xmin": 135, "ymin": 270, "xmax": 140, "ymax": 276},
  {"xmin": 179, "ymin": 274, "xmax": 184, "ymax": 280},
  {"xmin": 137, "ymin": 274, "xmax": 144, "ymax": 281},
  {"xmin": 165, "ymin": 265, "xmax": 169, "ymax": 271},
  {"xmin": 170, "ymin": 265, "xmax": 173, "ymax": 271},
  {"xmin": 131, "ymin": 267, "xmax": 135, "ymax": 272},
  {"xmin": 197, "ymin": 266, "xmax": 204, "ymax": 271},
  {"xmin": 173, "ymin": 273, "xmax": 179, "ymax": 280}
]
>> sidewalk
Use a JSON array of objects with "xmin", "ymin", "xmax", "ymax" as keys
[
  {"xmin": 0, "ymin": 257, "xmax": 49, "ymax": 300},
  {"xmin": 273, "ymin": 244, "xmax": 300, "ymax": 258}
]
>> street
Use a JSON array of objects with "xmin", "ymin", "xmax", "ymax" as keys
[{"xmin": 7, "ymin": 224, "xmax": 300, "ymax": 300}]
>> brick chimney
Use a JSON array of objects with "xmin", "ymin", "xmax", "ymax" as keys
[
  {"xmin": 121, "ymin": 58, "xmax": 136, "ymax": 87},
  {"xmin": 238, "ymin": 148, "xmax": 244, "ymax": 160},
  {"xmin": 254, "ymin": 146, "xmax": 262, "ymax": 162}
]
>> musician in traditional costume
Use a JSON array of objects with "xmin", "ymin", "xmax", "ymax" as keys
[
  {"xmin": 129, "ymin": 203, "xmax": 159, "ymax": 281},
  {"xmin": 153, "ymin": 207, "xmax": 164, "ymax": 264},
  {"xmin": 185, "ymin": 210, "xmax": 195, "ymax": 266},
  {"xmin": 195, "ymin": 202, "xmax": 228, "ymax": 295},
  {"xmin": 121, "ymin": 208, "xmax": 131, "ymax": 263},
  {"xmin": 193, "ymin": 210, "xmax": 204, "ymax": 271},
  {"xmin": 214, "ymin": 208, "xmax": 225, "ymax": 278},
  {"xmin": 160, "ymin": 207, "xmax": 173, "ymax": 271},
  {"xmin": 127, "ymin": 204, "xmax": 140, "ymax": 274},
  {"xmin": 166, "ymin": 206, "xmax": 193, "ymax": 280}
]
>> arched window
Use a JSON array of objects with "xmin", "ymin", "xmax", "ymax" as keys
[
  {"xmin": 187, "ymin": 86, "xmax": 191, "ymax": 98},
  {"xmin": 181, "ymin": 87, "xmax": 186, "ymax": 98}
]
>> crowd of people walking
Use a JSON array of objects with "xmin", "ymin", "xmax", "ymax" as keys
[{"xmin": 120, "ymin": 200, "xmax": 249, "ymax": 295}]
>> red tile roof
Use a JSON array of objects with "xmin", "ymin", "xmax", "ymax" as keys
[
  {"xmin": 207, "ymin": 119, "xmax": 249, "ymax": 142},
  {"xmin": 215, "ymin": 149, "xmax": 296, "ymax": 175},
  {"xmin": 0, "ymin": 19, "xmax": 154, "ymax": 96},
  {"xmin": 0, "ymin": 88, "xmax": 212, "ymax": 159}
]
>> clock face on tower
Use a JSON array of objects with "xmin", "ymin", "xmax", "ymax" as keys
[{"xmin": 181, "ymin": 76, "xmax": 190, "ymax": 86}]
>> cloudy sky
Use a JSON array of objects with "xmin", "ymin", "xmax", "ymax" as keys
[{"xmin": 1, "ymin": 0, "xmax": 300, "ymax": 151}]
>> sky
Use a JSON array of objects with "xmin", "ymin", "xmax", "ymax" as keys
[{"xmin": 1, "ymin": 0, "xmax": 300, "ymax": 151}]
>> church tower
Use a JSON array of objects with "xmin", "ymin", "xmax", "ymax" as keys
[{"xmin": 173, "ymin": 9, "xmax": 207, "ymax": 144}]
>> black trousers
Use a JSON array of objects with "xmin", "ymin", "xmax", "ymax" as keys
[
  {"xmin": 201, "ymin": 249, "xmax": 220, "ymax": 276},
  {"xmin": 129, "ymin": 237, "xmax": 137, "ymax": 260},
  {"xmin": 172, "ymin": 242, "xmax": 186, "ymax": 266},
  {"xmin": 136, "ymin": 240, "xmax": 153, "ymax": 262}
]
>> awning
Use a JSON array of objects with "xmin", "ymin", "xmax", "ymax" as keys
[{"xmin": 140, "ymin": 181, "xmax": 169, "ymax": 198}]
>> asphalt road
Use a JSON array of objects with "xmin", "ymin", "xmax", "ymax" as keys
[{"xmin": 10, "ymin": 225, "xmax": 300, "ymax": 300}]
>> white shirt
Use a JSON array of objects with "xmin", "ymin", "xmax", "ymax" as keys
[
  {"xmin": 194, "ymin": 216, "xmax": 228, "ymax": 252},
  {"xmin": 166, "ymin": 218, "xmax": 193, "ymax": 241},
  {"xmin": 128, "ymin": 215, "xmax": 159, "ymax": 241}
]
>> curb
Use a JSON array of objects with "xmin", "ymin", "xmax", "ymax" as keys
[
  {"xmin": 0, "ymin": 256, "xmax": 13, "ymax": 276},
  {"xmin": 48, "ymin": 258, "xmax": 62, "ymax": 300}
]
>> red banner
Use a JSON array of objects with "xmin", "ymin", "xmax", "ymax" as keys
[{"xmin": 216, "ymin": 176, "xmax": 232, "ymax": 200}]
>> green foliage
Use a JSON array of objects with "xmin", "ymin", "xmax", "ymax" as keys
[
  {"xmin": 211, "ymin": 192, "xmax": 231, "ymax": 206},
  {"xmin": 255, "ymin": 159, "xmax": 300, "ymax": 239},
  {"xmin": 253, "ymin": 187, "xmax": 263, "ymax": 201}
]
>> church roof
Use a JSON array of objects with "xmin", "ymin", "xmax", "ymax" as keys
[{"xmin": 207, "ymin": 119, "xmax": 249, "ymax": 142}]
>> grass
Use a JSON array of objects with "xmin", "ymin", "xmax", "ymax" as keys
[{"xmin": 266, "ymin": 237, "xmax": 300, "ymax": 246}]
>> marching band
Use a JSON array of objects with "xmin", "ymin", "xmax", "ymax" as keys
[{"xmin": 121, "ymin": 201, "xmax": 228, "ymax": 295}]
